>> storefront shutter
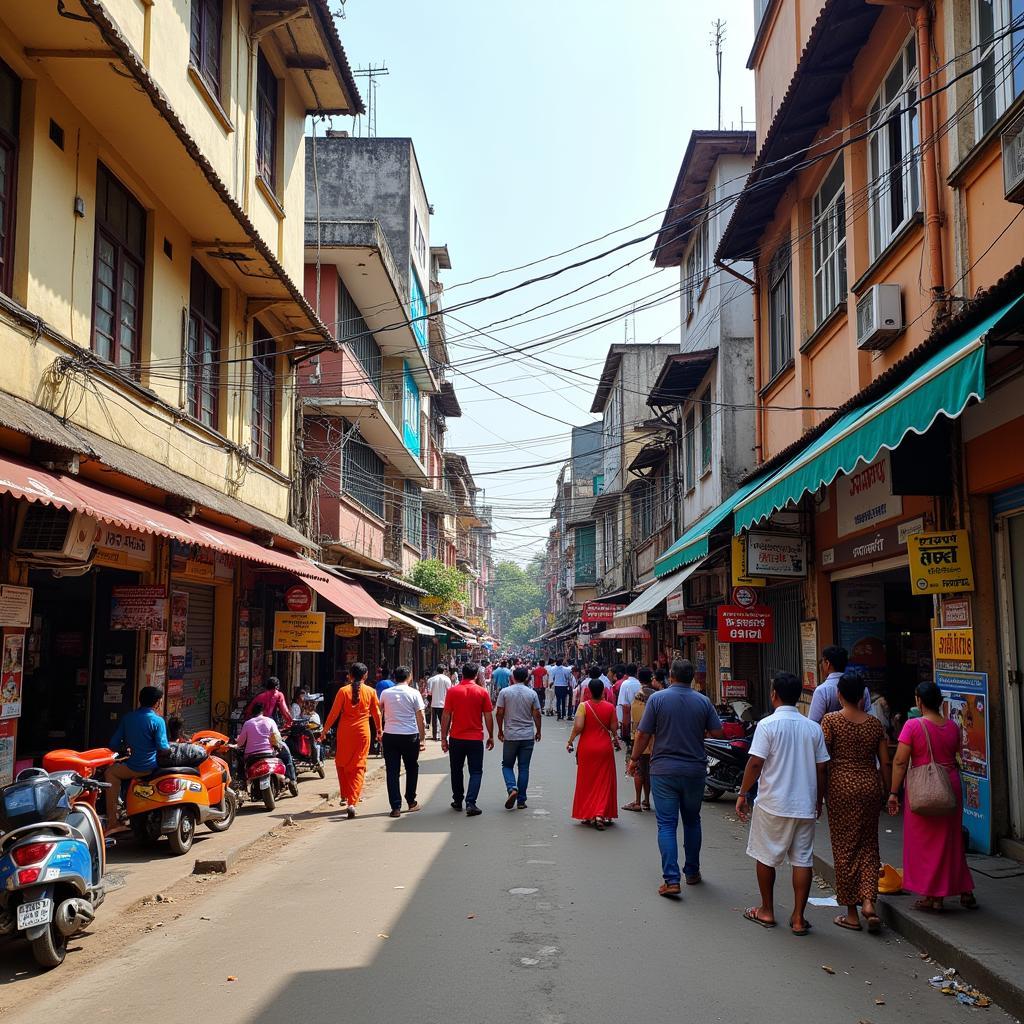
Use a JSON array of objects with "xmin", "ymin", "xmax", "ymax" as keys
[
  {"xmin": 757, "ymin": 583, "xmax": 802, "ymax": 710},
  {"xmin": 176, "ymin": 583, "xmax": 215, "ymax": 735}
]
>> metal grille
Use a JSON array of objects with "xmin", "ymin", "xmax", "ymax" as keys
[
  {"xmin": 342, "ymin": 425, "xmax": 385, "ymax": 518},
  {"xmin": 403, "ymin": 480, "xmax": 422, "ymax": 546},
  {"xmin": 758, "ymin": 583, "xmax": 803, "ymax": 709},
  {"xmin": 174, "ymin": 583, "xmax": 215, "ymax": 735},
  {"xmin": 339, "ymin": 279, "xmax": 381, "ymax": 392},
  {"xmin": 17, "ymin": 505, "xmax": 72, "ymax": 551}
]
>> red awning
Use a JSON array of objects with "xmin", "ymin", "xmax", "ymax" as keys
[
  {"xmin": 304, "ymin": 569, "xmax": 390, "ymax": 629},
  {"xmin": 598, "ymin": 626, "xmax": 651, "ymax": 640}
]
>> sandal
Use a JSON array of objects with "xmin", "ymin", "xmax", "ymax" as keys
[
  {"xmin": 789, "ymin": 915, "xmax": 811, "ymax": 936},
  {"xmin": 642, "ymin": 801, "xmax": 651, "ymax": 811},
  {"xmin": 659, "ymin": 883, "xmax": 682, "ymax": 899},
  {"xmin": 912, "ymin": 898, "xmax": 943, "ymax": 913},
  {"xmin": 594, "ymin": 818, "xmax": 606, "ymax": 831},
  {"xmin": 743, "ymin": 907, "xmax": 776, "ymax": 928},
  {"xmin": 865, "ymin": 913, "xmax": 882, "ymax": 933},
  {"xmin": 960, "ymin": 893, "xmax": 979, "ymax": 910},
  {"xmin": 621, "ymin": 802, "xmax": 643, "ymax": 812},
  {"xmin": 833, "ymin": 914, "xmax": 862, "ymax": 931}
]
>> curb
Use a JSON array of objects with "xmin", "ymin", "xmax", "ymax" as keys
[{"xmin": 813, "ymin": 852, "xmax": 1024, "ymax": 1019}]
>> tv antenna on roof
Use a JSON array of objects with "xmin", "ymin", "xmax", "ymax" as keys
[
  {"xmin": 353, "ymin": 64, "xmax": 390, "ymax": 137},
  {"xmin": 711, "ymin": 19, "xmax": 726, "ymax": 131}
]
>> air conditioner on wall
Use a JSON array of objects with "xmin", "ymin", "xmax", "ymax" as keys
[
  {"xmin": 1002, "ymin": 109, "xmax": 1024, "ymax": 202},
  {"xmin": 12, "ymin": 505, "xmax": 97, "ymax": 562},
  {"xmin": 856, "ymin": 284, "xmax": 903, "ymax": 350}
]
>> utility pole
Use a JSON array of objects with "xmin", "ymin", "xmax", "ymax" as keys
[
  {"xmin": 711, "ymin": 19, "xmax": 726, "ymax": 131},
  {"xmin": 352, "ymin": 64, "xmax": 390, "ymax": 137}
]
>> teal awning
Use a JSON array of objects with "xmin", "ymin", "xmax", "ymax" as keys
[
  {"xmin": 733, "ymin": 298, "xmax": 1018, "ymax": 533},
  {"xmin": 654, "ymin": 472, "xmax": 774, "ymax": 578}
]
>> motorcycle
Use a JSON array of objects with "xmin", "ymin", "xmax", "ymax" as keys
[
  {"xmin": 0, "ymin": 768, "xmax": 107, "ymax": 969},
  {"xmin": 284, "ymin": 716, "xmax": 326, "ymax": 780},
  {"xmin": 191, "ymin": 730, "xmax": 248, "ymax": 812},
  {"xmin": 244, "ymin": 751, "xmax": 289, "ymax": 811},
  {"xmin": 703, "ymin": 733, "xmax": 756, "ymax": 802}
]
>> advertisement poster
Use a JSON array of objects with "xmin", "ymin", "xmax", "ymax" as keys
[
  {"xmin": 0, "ymin": 631, "xmax": 24, "ymax": 719},
  {"xmin": 0, "ymin": 585, "xmax": 32, "ymax": 628},
  {"xmin": 836, "ymin": 452, "xmax": 902, "ymax": 537},
  {"xmin": 746, "ymin": 532, "xmax": 808, "ymax": 578},
  {"xmin": 936, "ymin": 671, "xmax": 991, "ymax": 854},
  {"xmin": 933, "ymin": 628, "xmax": 975, "ymax": 671},
  {"xmin": 0, "ymin": 720, "xmax": 15, "ymax": 786},
  {"xmin": 836, "ymin": 581, "xmax": 886, "ymax": 688},
  {"xmin": 906, "ymin": 530, "xmax": 975, "ymax": 594},
  {"xmin": 170, "ymin": 591, "xmax": 189, "ymax": 648},
  {"xmin": 273, "ymin": 611, "xmax": 326, "ymax": 652},
  {"xmin": 110, "ymin": 586, "xmax": 167, "ymax": 631},
  {"xmin": 800, "ymin": 620, "xmax": 818, "ymax": 693}
]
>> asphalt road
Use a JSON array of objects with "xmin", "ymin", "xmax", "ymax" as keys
[{"xmin": 6, "ymin": 717, "xmax": 1006, "ymax": 1024}]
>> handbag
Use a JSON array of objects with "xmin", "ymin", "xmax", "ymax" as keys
[{"xmin": 905, "ymin": 719, "xmax": 957, "ymax": 817}]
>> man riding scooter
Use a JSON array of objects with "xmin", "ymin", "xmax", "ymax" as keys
[{"xmin": 233, "ymin": 704, "xmax": 299, "ymax": 797}]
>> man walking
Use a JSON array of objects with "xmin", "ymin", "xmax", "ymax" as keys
[
  {"xmin": 530, "ymin": 660, "xmax": 549, "ymax": 713},
  {"xmin": 616, "ymin": 665, "xmax": 642, "ymax": 748},
  {"xmin": 379, "ymin": 666, "xmax": 426, "ymax": 818},
  {"xmin": 495, "ymin": 665, "xmax": 542, "ymax": 809},
  {"xmin": 808, "ymin": 645, "xmax": 870, "ymax": 722},
  {"xmin": 735, "ymin": 672, "xmax": 830, "ymax": 935},
  {"xmin": 548, "ymin": 658, "xmax": 573, "ymax": 720},
  {"xmin": 441, "ymin": 662, "xmax": 495, "ymax": 816},
  {"xmin": 427, "ymin": 664, "xmax": 451, "ymax": 741},
  {"xmin": 629, "ymin": 659, "xmax": 724, "ymax": 897},
  {"xmin": 622, "ymin": 667, "xmax": 661, "ymax": 812},
  {"xmin": 491, "ymin": 659, "xmax": 513, "ymax": 695}
]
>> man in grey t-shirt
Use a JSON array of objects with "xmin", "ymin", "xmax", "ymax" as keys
[{"xmin": 495, "ymin": 666, "xmax": 542, "ymax": 810}]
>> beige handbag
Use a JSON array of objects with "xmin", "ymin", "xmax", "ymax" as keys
[{"xmin": 905, "ymin": 719, "xmax": 957, "ymax": 817}]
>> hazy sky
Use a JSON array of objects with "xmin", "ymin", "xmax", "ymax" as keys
[{"xmin": 330, "ymin": 1, "xmax": 756, "ymax": 563}]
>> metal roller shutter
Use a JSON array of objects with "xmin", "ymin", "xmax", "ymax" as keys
[
  {"xmin": 758, "ymin": 583, "xmax": 803, "ymax": 709},
  {"xmin": 176, "ymin": 583, "xmax": 214, "ymax": 735}
]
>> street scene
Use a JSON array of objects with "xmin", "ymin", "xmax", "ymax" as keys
[{"xmin": 0, "ymin": 0, "xmax": 1023, "ymax": 1021}]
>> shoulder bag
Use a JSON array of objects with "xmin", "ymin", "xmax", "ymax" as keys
[{"xmin": 905, "ymin": 718, "xmax": 957, "ymax": 817}]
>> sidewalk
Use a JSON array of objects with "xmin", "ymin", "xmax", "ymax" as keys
[{"xmin": 813, "ymin": 814, "xmax": 1024, "ymax": 1018}]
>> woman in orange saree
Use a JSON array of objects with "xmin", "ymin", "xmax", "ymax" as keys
[{"xmin": 322, "ymin": 662, "xmax": 382, "ymax": 818}]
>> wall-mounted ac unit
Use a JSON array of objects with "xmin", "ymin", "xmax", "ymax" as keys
[
  {"xmin": 1002, "ymin": 109, "xmax": 1024, "ymax": 202},
  {"xmin": 856, "ymin": 284, "xmax": 903, "ymax": 350},
  {"xmin": 13, "ymin": 505, "xmax": 97, "ymax": 562}
]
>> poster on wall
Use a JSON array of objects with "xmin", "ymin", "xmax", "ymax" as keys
[
  {"xmin": 110, "ymin": 586, "xmax": 167, "ymax": 631},
  {"xmin": 936, "ymin": 670, "xmax": 991, "ymax": 854},
  {"xmin": 836, "ymin": 452, "xmax": 902, "ymax": 537},
  {"xmin": 800, "ymin": 620, "xmax": 818, "ymax": 693},
  {"xmin": 0, "ymin": 632, "xmax": 24, "ymax": 719},
  {"xmin": 169, "ymin": 592, "xmax": 189, "ymax": 648},
  {"xmin": 836, "ymin": 581, "xmax": 886, "ymax": 689},
  {"xmin": 0, "ymin": 720, "xmax": 15, "ymax": 785},
  {"xmin": 906, "ymin": 530, "xmax": 975, "ymax": 594},
  {"xmin": 0, "ymin": 585, "xmax": 32, "ymax": 628}
]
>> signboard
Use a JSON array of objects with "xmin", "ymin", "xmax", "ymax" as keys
[
  {"xmin": 836, "ymin": 452, "xmax": 902, "ymax": 537},
  {"xmin": 936, "ymin": 670, "xmax": 991, "ymax": 854},
  {"xmin": 110, "ymin": 586, "xmax": 168, "ymax": 631},
  {"xmin": 906, "ymin": 530, "xmax": 975, "ymax": 594},
  {"xmin": 0, "ymin": 631, "xmax": 24, "ymax": 719},
  {"xmin": 285, "ymin": 585, "xmax": 312, "ymax": 612},
  {"xmin": 940, "ymin": 596, "xmax": 972, "ymax": 628},
  {"xmin": 800, "ymin": 620, "xmax": 818, "ymax": 693},
  {"xmin": 420, "ymin": 596, "xmax": 452, "ymax": 614},
  {"xmin": 732, "ymin": 586, "xmax": 759, "ymax": 609},
  {"xmin": 665, "ymin": 591, "xmax": 686, "ymax": 618},
  {"xmin": 93, "ymin": 525, "xmax": 154, "ymax": 569},
  {"xmin": 273, "ymin": 611, "xmax": 326, "ymax": 652},
  {"xmin": 334, "ymin": 623, "xmax": 361, "ymax": 638},
  {"xmin": 746, "ymin": 532, "xmax": 808, "ymax": 578},
  {"xmin": 0, "ymin": 586, "xmax": 32, "ymax": 629},
  {"xmin": 0, "ymin": 720, "xmax": 15, "ymax": 786},
  {"xmin": 717, "ymin": 605, "xmax": 774, "ymax": 643},
  {"xmin": 582, "ymin": 601, "xmax": 624, "ymax": 624},
  {"xmin": 731, "ymin": 534, "xmax": 766, "ymax": 587},
  {"xmin": 821, "ymin": 516, "xmax": 924, "ymax": 572},
  {"xmin": 676, "ymin": 612, "xmax": 706, "ymax": 635},
  {"xmin": 722, "ymin": 680, "xmax": 747, "ymax": 699},
  {"xmin": 933, "ymin": 628, "xmax": 975, "ymax": 671}
]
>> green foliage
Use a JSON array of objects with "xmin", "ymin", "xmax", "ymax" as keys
[
  {"xmin": 408, "ymin": 559, "xmax": 468, "ymax": 605},
  {"xmin": 492, "ymin": 560, "xmax": 543, "ymax": 622},
  {"xmin": 507, "ymin": 612, "xmax": 540, "ymax": 646}
]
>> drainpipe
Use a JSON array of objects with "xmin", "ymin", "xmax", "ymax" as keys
[{"xmin": 714, "ymin": 257, "xmax": 762, "ymax": 462}]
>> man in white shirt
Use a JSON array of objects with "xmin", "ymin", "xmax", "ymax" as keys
[
  {"xmin": 808, "ymin": 645, "xmax": 870, "ymax": 723},
  {"xmin": 616, "ymin": 664, "xmax": 642, "ymax": 747},
  {"xmin": 735, "ymin": 672, "xmax": 829, "ymax": 935},
  {"xmin": 379, "ymin": 666, "xmax": 426, "ymax": 817},
  {"xmin": 427, "ymin": 664, "xmax": 452, "ymax": 741},
  {"xmin": 548, "ymin": 659, "xmax": 574, "ymax": 720}
]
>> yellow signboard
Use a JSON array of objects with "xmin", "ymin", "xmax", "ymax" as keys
[
  {"xmin": 933, "ymin": 628, "xmax": 975, "ymax": 670},
  {"xmin": 906, "ymin": 530, "xmax": 975, "ymax": 594},
  {"xmin": 420, "ymin": 596, "xmax": 451, "ymax": 614},
  {"xmin": 334, "ymin": 623, "xmax": 361, "ymax": 638},
  {"xmin": 731, "ymin": 535, "xmax": 766, "ymax": 587},
  {"xmin": 273, "ymin": 611, "xmax": 326, "ymax": 652}
]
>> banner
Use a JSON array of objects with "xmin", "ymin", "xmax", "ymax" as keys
[
  {"xmin": 582, "ymin": 601, "xmax": 624, "ymax": 623},
  {"xmin": 111, "ymin": 586, "xmax": 168, "ymax": 631},
  {"xmin": 906, "ymin": 530, "xmax": 975, "ymax": 594},
  {"xmin": 746, "ymin": 532, "xmax": 808, "ymax": 578}
]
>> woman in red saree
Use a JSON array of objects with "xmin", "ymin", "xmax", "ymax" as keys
[{"xmin": 567, "ymin": 675, "xmax": 621, "ymax": 829}]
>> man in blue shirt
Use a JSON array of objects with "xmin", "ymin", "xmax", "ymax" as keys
[
  {"xmin": 491, "ymin": 660, "xmax": 513, "ymax": 696},
  {"xmin": 629, "ymin": 660, "xmax": 724, "ymax": 897},
  {"xmin": 104, "ymin": 685, "xmax": 170, "ymax": 837}
]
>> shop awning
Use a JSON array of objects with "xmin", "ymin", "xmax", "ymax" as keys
[
  {"xmin": 732, "ymin": 302, "xmax": 1003, "ymax": 532},
  {"xmin": 306, "ymin": 566, "xmax": 391, "ymax": 629},
  {"xmin": 597, "ymin": 626, "xmax": 651, "ymax": 641},
  {"xmin": 388, "ymin": 607, "xmax": 436, "ymax": 637},
  {"xmin": 613, "ymin": 562, "xmax": 704, "ymax": 627}
]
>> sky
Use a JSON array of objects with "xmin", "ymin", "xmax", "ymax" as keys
[{"xmin": 328, "ymin": 0, "xmax": 756, "ymax": 564}]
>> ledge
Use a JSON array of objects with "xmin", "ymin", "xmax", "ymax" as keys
[
  {"xmin": 800, "ymin": 301, "xmax": 847, "ymax": 354},
  {"xmin": 187, "ymin": 64, "xmax": 234, "ymax": 134},
  {"xmin": 850, "ymin": 212, "xmax": 924, "ymax": 296},
  {"xmin": 255, "ymin": 174, "xmax": 285, "ymax": 220},
  {"xmin": 948, "ymin": 93, "xmax": 1024, "ymax": 187},
  {"xmin": 759, "ymin": 357, "xmax": 795, "ymax": 399}
]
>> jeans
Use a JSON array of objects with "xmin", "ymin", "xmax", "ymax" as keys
[
  {"xmin": 382, "ymin": 732, "xmax": 420, "ymax": 810},
  {"xmin": 554, "ymin": 687, "xmax": 569, "ymax": 719},
  {"xmin": 448, "ymin": 738, "xmax": 484, "ymax": 806},
  {"xmin": 500, "ymin": 739, "xmax": 535, "ymax": 803},
  {"xmin": 431, "ymin": 707, "xmax": 444, "ymax": 738},
  {"xmin": 651, "ymin": 772, "xmax": 706, "ymax": 884},
  {"xmin": 535, "ymin": 687, "xmax": 546, "ymax": 710}
]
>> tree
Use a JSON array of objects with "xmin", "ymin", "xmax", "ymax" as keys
[
  {"xmin": 491, "ymin": 560, "xmax": 543, "ymax": 624},
  {"xmin": 507, "ymin": 611, "xmax": 540, "ymax": 647},
  {"xmin": 408, "ymin": 559, "xmax": 467, "ymax": 607}
]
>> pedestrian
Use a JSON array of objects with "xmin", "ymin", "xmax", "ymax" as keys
[
  {"xmin": 808, "ymin": 645, "xmax": 870, "ymax": 723},
  {"xmin": 477, "ymin": 659, "xmax": 490, "ymax": 689},
  {"xmin": 379, "ymin": 666, "xmax": 427, "ymax": 818},
  {"xmin": 547, "ymin": 658, "xmax": 573, "ymax": 720},
  {"xmin": 441, "ymin": 662, "xmax": 495, "ymax": 817},
  {"xmin": 495, "ymin": 665, "xmax": 542, "ymax": 810},
  {"xmin": 492, "ymin": 659, "xmax": 513, "ymax": 695},
  {"xmin": 821, "ymin": 672, "xmax": 892, "ymax": 932},
  {"xmin": 629, "ymin": 659, "xmax": 723, "ymax": 896},
  {"xmin": 616, "ymin": 666, "xmax": 641, "ymax": 749},
  {"xmin": 735, "ymin": 672, "xmax": 830, "ymax": 934},
  {"xmin": 530, "ymin": 659, "xmax": 549, "ymax": 713},
  {"xmin": 622, "ymin": 667, "xmax": 661, "ymax": 813},
  {"xmin": 888, "ymin": 681, "xmax": 976, "ymax": 912},
  {"xmin": 321, "ymin": 662, "xmax": 383, "ymax": 819},
  {"xmin": 426, "ymin": 664, "xmax": 451, "ymax": 741},
  {"xmin": 567, "ymin": 674, "xmax": 621, "ymax": 829},
  {"xmin": 572, "ymin": 670, "xmax": 587, "ymax": 716}
]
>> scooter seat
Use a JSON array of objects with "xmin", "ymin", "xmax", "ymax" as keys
[{"xmin": 146, "ymin": 767, "xmax": 202, "ymax": 779}]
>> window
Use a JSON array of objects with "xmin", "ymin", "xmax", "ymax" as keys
[
  {"xmin": 592, "ymin": 474, "xmax": 604, "ymax": 496},
  {"xmin": 256, "ymin": 50, "xmax": 278, "ymax": 192},
  {"xmin": 0, "ymin": 60, "xmax": 20, "ymax": 297},
  {"xmin": 975, "ymin": 0, "xmax": 1024, "ymax": 136},
  {"xmin": 189, "ymin": 0, "xmax": 223, "ymax": 99},
  {"xmin": 339, "ymin": 275, "xmax": 381, "ymax": 392},
  {"xmin": 342, "ymin": 423, "xmax": 385, "ymax": 518},
  {"xmin": 187, "ymin": 259, "xmax": 221, "ymax": 428},
  {"xmin": 767, "ymin": 242, "xmax": 792, "ymax": 378},
  {"xmin": 812, "ymin": 158, "xmax": 847, "ymax": 324},
  {"xmin": 93, "ymin": 164, "xmax": 146, "ymax": 372},
  {"xmin": 685, "ymin": 250, "xmax": 697, "ymax": 318},
  {"xmin": 412, "ymin": 209, "xmax": 427, "ymax": 268},
  {"xmin": 700, "ymin": 389, "xmax": 712, "ymax": 471},
  {"xmin": 602, "ymin": 513, "xmax": 618, "ymax": 574},
  {"xmin": 603, "ymin": 380, "xmax": 622, "ymax": 484},
  {"xmin": 868, "ymin": 37, "xmax": 920, "ymax": 258},
  {"xmin": 402, "ymin": 362, "xmax": 421, "ymax": 457},
  {"xmin": 684, "ymin": 410, "xmax": 696, "ymax": 490},
  {"xmin": 631, "ymin": 482, "xmax": 654, "ymax": 541},
  {"xmin": 658, "ymin": 466, "xmax": 672, "ymax": 525},
  {"xmin": 409, "ymin": 266, "xmax": 428, "ymax": 348},
  {"xmin": 403, "ymin": 480, "xmax": 422, "ymax": 546},
  {"xmin": 251, "ymin": 320, "xmax": 275, "ymax": 462},
  {"xmin": 575, "ymin": 524, "xmax": 596, "ymax": 585}
]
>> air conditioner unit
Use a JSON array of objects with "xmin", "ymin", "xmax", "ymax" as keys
[
  {"xmin": 13, "ymin": 505, "xmax": 97, "ymax": 562},
  {"xmin": 1002, "ymin": 109, "xmax": 1024, "ymax": 202},
  {"xmin": 856, "ymin": 284, "xmax": 903, "ymax": 350}
]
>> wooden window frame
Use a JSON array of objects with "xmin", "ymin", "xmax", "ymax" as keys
[
  {"xmin": 699, "ymin": 389, "xmax": 712, "ymax": 472},
  {"xmin": 187, "ymin": 259, "xmax": 222, "ymax": 429},
  {"xmin": 767, "ymin": 242, "xmax": 793, "ymax": 378},
  {"xmin": 251, "ymin": 320, "xmax": 275, "ymax": 462},
  {"xmin": 190, "ymin": 0, "xmax": 224, "ymax": 101},
  {"xmin": 0, "ymin": 59, "xmax": 20, "ymax": 298},
  {"xmin": 812, "ymin": 157, "xmax": 847, "ymax": 325},
  {"xmin": 256, "ymin": 50, "xmax": 279, "ymax": 193}
]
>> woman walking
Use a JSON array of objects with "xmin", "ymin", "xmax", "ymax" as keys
[
  {"xmin": 888, "ymin": 681, "xmax": 976, "ymax": 912},
  {"xmin": 566, "ymin": 674, "xmax": 621, "ymax": 829},
  {"xmin": 321, "ymin": 661, "xmax": 382, "ymax": 819},
  {"xmin": 821, "ymin": 672, "xmax": 891, "ymax": 932}
]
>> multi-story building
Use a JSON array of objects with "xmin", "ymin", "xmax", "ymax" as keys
[{"xmin": 0, "ymin": 0, "xmax": 395, "ymax": 765}]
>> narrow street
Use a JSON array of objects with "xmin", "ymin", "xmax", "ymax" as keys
[{"xmin": 3, "ymin": 724, "xmax": 999, "ymax": 1024}]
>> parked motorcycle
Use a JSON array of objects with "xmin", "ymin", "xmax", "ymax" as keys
[
  {"xmin": 191, "ymin": 730, "xmax": 248, "ymax": 813},
  {"xmin": 703, "ymin": 734, "xmax": 756, "ymax": 802},
  {"xmin": 0, "ymin": 768, "xmax": 107, "ymax": 969},
  {"xmin": 285, "ymin": 716, "xmax": 326, "ymax": 780}
]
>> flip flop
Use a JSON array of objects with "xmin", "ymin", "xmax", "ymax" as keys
[
  {"xmin": 865, "ymin": 913, "xmax": 882, "ymax": 933},
  {"xmin": 833, "ymin": 915, "xmax": 862, "ymax": 931},
  {"xmin": 743, "ymin": 907, "xmax": 776, "ymax": 928},
  {"xmin": 790, "ymin": 922, "xmax": 810, "ymax": 936},
  {"xmin": 912, "ymin": 898, "xmax": 943, "ymax": 913},
  {"xmin": 960, "ymin": 894, "xmax": 979, "ymax": 910}
]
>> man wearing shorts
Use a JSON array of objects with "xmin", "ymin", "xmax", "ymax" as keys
[{"xmin": 735, "ymin": 672, "xmax": 829, "ymax": 935}]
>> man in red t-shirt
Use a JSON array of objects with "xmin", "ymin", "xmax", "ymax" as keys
[
  {"xmin": 530, "ymin": 661, "xmax": 549, "ymax": 712},
  {"xmin": 441, "ymin": 663, "xmax": 495, "ymax": 816}
]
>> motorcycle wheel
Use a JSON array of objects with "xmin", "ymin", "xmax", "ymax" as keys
[
  {"xmin": 316, "ymin": 762, "xmax": 326, "ymax": 780},
  {"xmin": 132, "ymin": 814, "xmax": 161, "ymax": 845},
  {"xmin": 261, "ymin": 785, "xmax": 276, "ymax": 811},
  {"xmin": 702, "ymin": 785, "xmax": 724, "ymax": 802},
  {"xmin": 166, "ymin": 809, "xmax": 197, "ymax": 855},
  {"xmin": 30, "ymin": 922, "xmax": 67, "ymax": 969},
  {"xmin": 207, "ymin": 789, "xmax": 237, "ymax": 833}
]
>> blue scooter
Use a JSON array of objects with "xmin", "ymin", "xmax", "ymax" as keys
[{"xmin": 0, "ymin": 768, "xmax": 107, "ymax": 969}]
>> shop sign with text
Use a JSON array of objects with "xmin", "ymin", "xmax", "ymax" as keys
[
  {"xmin": 582, "ymin": 601, "xmax": 624, "ymax": 623},
  {"xmin": 731, "ymin": 534, "xmax": 766, "ymax": 587},
  {"xmin": 837, "ymin": 453, "xmax": 902, "ymax": 537},
  {"xmin": 821, "ymin": 516, "xmax": 923, "ymax": 571},
  {"xmin": 940, "ymin": 596, "xmax": 972, "ymax": 627},
  {"xmin": 906, "ymin": 530, "xmax": 975, "ymax": 594},
  {"xmin": 717, "ymin": 605, "xmax": 774, "ymax": 643},
  {"xmin": 933, "ymin": 628, "xmax": 975, "ymax": 670},
  {"xmin": 746, "ymin": 532, "xmax": 807, "ymax": 578},
  {"xmin": 0, "ymin": 586, "xmax": 32, "ymax": 629},
  {"xmin": 675, "ymin": 612, "xmax": 706, "ymax": 635},
  {"xmin": 94, "ymin": 525, "xmax": 154, "ymax": 569},
  {"xmin": 665, "ymin": 590, "xmax": 686, "ymax": 618},
  {"xmin": 273, "ymin": 611, "xmax": 326, "ymax": 652},
  {"xmin": 110, "ymin": 586, "xmax": 167, "ymax": 631}
]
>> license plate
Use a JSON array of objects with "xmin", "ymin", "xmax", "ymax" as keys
[
  {"xmin": 17, "ymin": 898, "xmax": 52, "ymax": 930},
  {"xmin": 706, "ymin": 756, "xmax": 720, "ymax": 768},
  {"xmin": 259, "ymin": 777, "xmax": 271, "ymax": 790}
]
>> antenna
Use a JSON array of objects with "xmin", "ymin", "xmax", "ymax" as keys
[
  {"xmin": 352, "ymin": 63, "xmax": 390, "ymax": 137},
  {"xmin": 711, "ymin": 19, "xmax": 726, "ymax": 131}
]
